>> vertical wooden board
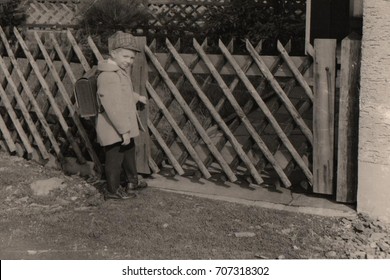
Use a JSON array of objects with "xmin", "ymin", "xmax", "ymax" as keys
[
  {"xmin": 305, "ymin": 0, "xmax": 312, "ymax": 54},
  {"xmin": 336, "ymin": 36, "xmax": 361, "ymax": 203},
  {"xmin": 132, "ymin": 37, "xmax": 151, "ymax": 174},
  {"xmin": 313, "ymin": 39, "xmax": 337, "ymax": 195}
]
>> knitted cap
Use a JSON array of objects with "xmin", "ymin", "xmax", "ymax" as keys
[{"xmin": 108, "ymin": 31, "xmax": 140, "ymax": 53}]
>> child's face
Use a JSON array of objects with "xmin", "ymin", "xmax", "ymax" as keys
[{"xmin": 111, "ymin": 48, "xmax": 136, "ymax": 70}]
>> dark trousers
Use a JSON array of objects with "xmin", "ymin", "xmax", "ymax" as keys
[{"xmin": 104, "ymin": 140, "xmax": 137, "ymax": 193}]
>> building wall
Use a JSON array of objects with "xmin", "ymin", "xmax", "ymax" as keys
[{"xmin": 358, "ymin": 0, "xmax": 390, "ymax": 221}]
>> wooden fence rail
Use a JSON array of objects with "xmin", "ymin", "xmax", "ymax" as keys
[{"xmin": 0, "ymin": 27, "xmax": 349, "ymax": 198}]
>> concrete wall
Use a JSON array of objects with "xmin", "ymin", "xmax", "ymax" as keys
[{"xmin": 358, "ymin": 0, "xmax": 390, "ymax": 222}]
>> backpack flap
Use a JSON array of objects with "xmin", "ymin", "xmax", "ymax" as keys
[{"xmin": 74, "ymin": 67, "xmax": 99, "ymax": 118}]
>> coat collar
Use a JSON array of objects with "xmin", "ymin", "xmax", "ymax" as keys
[{"xmin": 97, "ymin": 58, "xmax": 121, "ymax": 72}]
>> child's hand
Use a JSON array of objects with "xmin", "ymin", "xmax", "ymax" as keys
[
  {"xmin": 138, "ymin": 96, "xmax": 147, "ymax": 104},
  {"xmin": 122, "ymin": 132, "xmax": 131, "ymax": 145}
]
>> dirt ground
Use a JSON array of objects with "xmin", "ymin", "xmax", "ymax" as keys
[{"xmin": 1, "ymin": 150, "xmax": 390, "ymax": 260}]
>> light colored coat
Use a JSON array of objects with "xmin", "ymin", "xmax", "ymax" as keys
[{"xmin": 95, "ymin": 59, "xmax": 145, "ymax": 146}]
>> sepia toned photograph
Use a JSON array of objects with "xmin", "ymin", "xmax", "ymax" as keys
[{"xmin": 0, "ymin": 0, "xmax": 389, "ymax": 263}]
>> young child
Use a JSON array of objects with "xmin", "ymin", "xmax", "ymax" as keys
[{"xmin": 96, "ymin": 31, "xmax": 147, "ymax": 200}]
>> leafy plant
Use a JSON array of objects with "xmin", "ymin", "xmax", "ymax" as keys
[
  {"xmin": 204, "ymin": 0, "xmax": 306, "ymax": 54},
  {"xmin": 77, "ymin": 0, "xmax": 152, "ymax": 54},
  {"xmin": 0, "ymin": 0, "xmax": 26, "ymax": 29}
]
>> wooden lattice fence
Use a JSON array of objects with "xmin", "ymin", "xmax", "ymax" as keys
[
  {"xmin": 23, "ymin": 0, "xmax": 306, "ymax": 36},
  {"xmin": 25, "ymin": 0, "xmax": 79, "ymax": 29},
  {"xmin": 0, "ymin": 26, "xmax": 317, "ymax": 190},
  {"xmin": 0, "ymin": 26, "xmax": 361, "ymax": 202}
]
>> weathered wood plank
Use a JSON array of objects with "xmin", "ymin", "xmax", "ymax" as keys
[
  {"xmin": 147, "ymin": 82, "xmax": 211, "ymax": 179},
  {"xmin": 167, "ymin": 39, "xmax": 263, "ymax": 184},
  {"xmin": 313, "ymin": 39, "xmax": 337, "ymax": 195},
  {"xmin": 146, "ymin": 45, "xmax": 237, "ymax": 182},
  {"xmin": 66, "ymin": 29, "xmax": 91, "ymax": 72},
  {"xmin": 277, "ymin": 40, "xmax": 314, "ymax": 102},
  {"xmin": 148, "ymin": 156, "xmax": 160, "ymax": 174},
  {"xmin": 50, "ymin": 33, "xmax": 77, "ymax": 84},
  {"xmin": 336, "ymin": 36, "xmax": 361, "ymax": 202},
  {"xmin": 87, "ymin": 36, "xmax": 104, "ymax": 62},
  {"xmin": 131, "ymin": 37, "xmax": 151, "ymax": 175}
]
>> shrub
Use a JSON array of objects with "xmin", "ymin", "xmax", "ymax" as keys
[
  {"xmin": 77, "ymin": 0, "xmax": 152, "ymax": 54},
  {"xmin": 203, "ymin": 0, "xmax": 306, "ymax": 54},
  {"xmin": 0, "ymin": 0, "xmax": 26, "ymax": 31}
]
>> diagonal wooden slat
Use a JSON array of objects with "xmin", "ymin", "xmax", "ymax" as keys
[
  {"xmin": 46, "ymin": 3, "xmax": 58, "ymax": 24},
  {"xmin": 0, "ymin": 114, "xmax": 16, "ymax": 153},
  {"xmin": 167, "ymin": 39, "xmax": 264, "ymax": 185},
  {"xmin": 149, "ymin": 39, "xmax": 181, "ymax": 154},
  {"xmin": 277, "ymin": 41, "xmax": 314, "ymax": 102},
  {"xmin": 148, "ymin": 156, "xmax": 160, "ymax": 174},
  {"xmin": 146, "ymin": 44, "xmax": 237, "ymax": 182},
  {"xmin": 13, "ymin": 27, "xmax": 86, "ymax": 164},
  {"xmin": 275, "ymin": 99, "xmax": 312, "ymax": 174},
  {"xmin": 0, "ymin": 39, "xmax": 20, "ymax": 133},
  {"xmin": 194, "ymin": 39, "xmax": 291, "ymax": 187},
  {"xmin": 246, "ymin": 40, "xmax": 313, "ymax": 145},
  {"xmin": 0, "ymin": 29, "xmax": 62, "ymax": 158},
  {"xmin": 148, "ymin": 119, "xmax": 185, "ymax": 175},
  {"xmin": 50, "ymin": 33, "xmax": 77, "ymax": 83},
  {"xmin": 147, "ymin": 82, "xmax": 211, "ymax": 179},
  {"xmin": 27, "ymin": 3, "xmax": 40, "ymax": 23},
  {"xmin": 154, "ymin": 39, "xmax": 209, "ymax": 165},
  {"xmin": 238, "ymin": 57, "xmax": 313, "ymax": 173},
  {"xmin": 227, "ymin": 42, "xmax": 287, "ymax": 171},
  {"xmin": 0, "ymin": 55, "xmax": 50, "ymax": 160},
  {"xmin": 36, "ymin": 33, "xmax": 73, "ymax": 115},
  {"xmin": 152, "ymin": 39, "xmax": 208, "ymax": 165},
  {"xmin": 36, "ymin": 3, "xmax": 52, "ymax": 23},
  {"xmin": 66, "ymin": 29, "xmax": 91, "ymax": 72},
  {"xmin": 200, "ymin": 40, "xmax": 263, "ymax": 168},
  {"xmin": 33, "ymin": 31, "xmax": 103, "ymax": 174},
  {"xmin": 148, "ymin": 39, "xmax": 181, "ymax": 163},
  {"xmin": 19, "ymin": 33, "xmax": 58, "ymax": 116},
  {"xmin": 87, "ymin": 36, "xmax": 104, "ymax": 62},
  {"xmin": 176, "ymin": 39, "xmax": 233, "ymax": 166},
  {"xmin": 219, "ymin": 40, "xmax": 313, "ymax": 184},
  {"xmin": 3, "ymin": 39, "xmax": 44, "ymax": 150},
  {"xmin": 0, "ymin": 84, "xmax": 34, "ymax": 157}
]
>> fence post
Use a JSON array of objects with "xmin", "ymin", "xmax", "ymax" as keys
[
  {"xmin": 336, "ymin": 35, "xmax": 361, "ymax": 202},
  {"xmin": 313, "ymin": 39, "xmax": 337, "ymax": 194},
  {"xmin": 133, "ymin": 37, "xmax": 151, "ymax": 175}
]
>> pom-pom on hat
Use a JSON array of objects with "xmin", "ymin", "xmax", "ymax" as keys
[{"xmin": 108, "ymin": 31, "xmax": 140, "ymax": 53}]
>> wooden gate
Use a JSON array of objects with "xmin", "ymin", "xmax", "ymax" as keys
[
  {"xmin": 143, "ymin": 39, "xmax": 315, "ymax": 188},
  {"xmin": 0, "ymin": 27, "xmax": 360, "ymax": 201}
]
